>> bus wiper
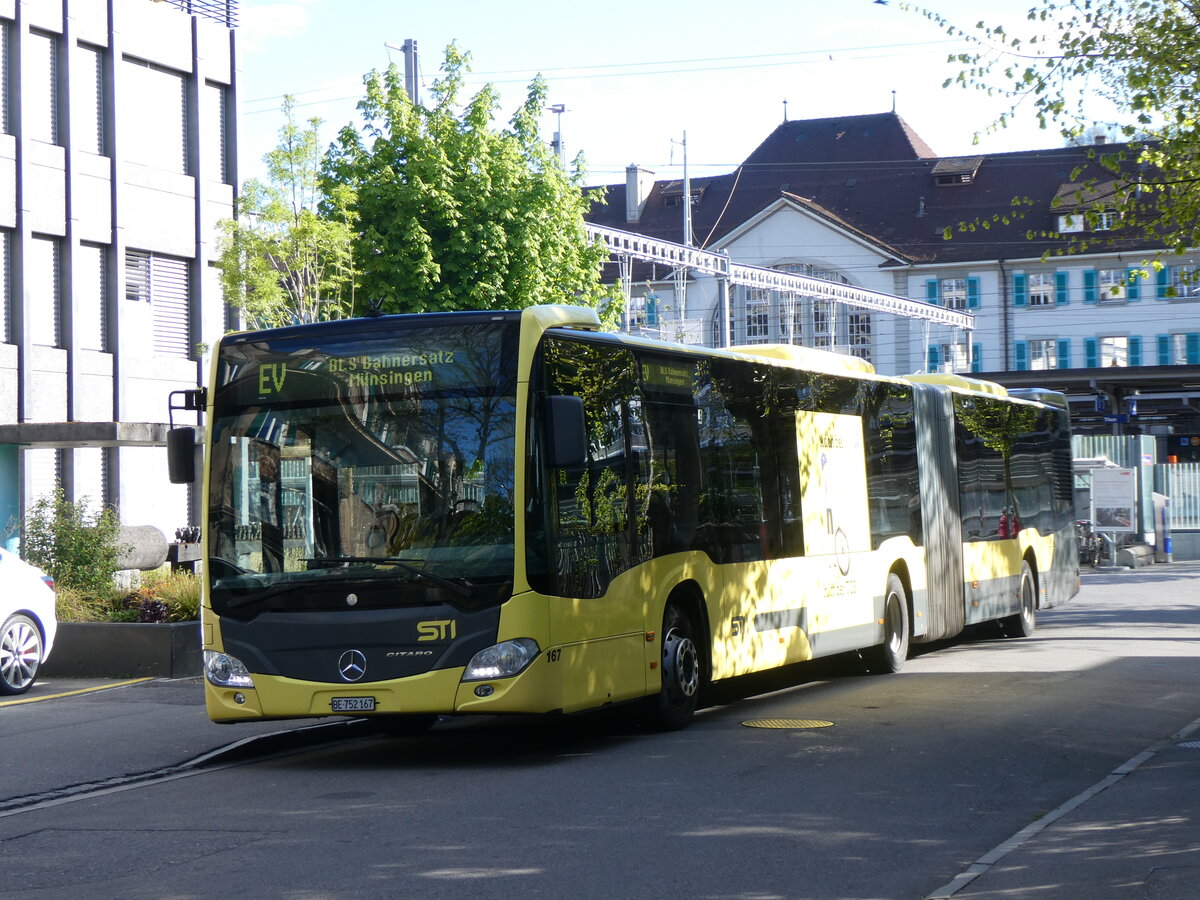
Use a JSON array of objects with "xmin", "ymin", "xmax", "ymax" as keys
[{"xmin": 307, "ymin": 556, "xmax": 475, "ymax": 598}]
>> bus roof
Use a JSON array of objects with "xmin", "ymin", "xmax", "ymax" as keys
[
  {"xmin": 727, "ymin": 343, "xmax": 877, "ymax": 375},
  {"xmin": 904, "ymin": 373, "xmax": 1009, "ymax": 398}
]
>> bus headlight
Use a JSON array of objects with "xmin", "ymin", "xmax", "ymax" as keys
[
  {"xmin": 204, "ymin": 650, "xmax": 255, "ymax": 688},
  {"xmin": 462, "ymin": 639, "xmax": 540, "ymax": 681}
]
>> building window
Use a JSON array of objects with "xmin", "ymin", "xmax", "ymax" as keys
[
  {"xmin": 24, "ymin": 448, "xmax": 62, "ymax": 507},
  {"xmin": 812, "ymin": 299, "xmax": 833, "ymax": 349},
  {"xmin": 1100, "ymin": 336, "xmax": 1128, "ymax": 367},
  {"xmin": 1027, "ymin": 274, "xmax": 1055, "ymax": 307},
  {"xmin": 77, "ymin": 243, "xmax": 108, "ymax": 351},
  {"xmin": 28, "ymin": 235, "xmax": 62, "ymax": 348},
  {"xmin": 125, "ymin": 250, "xmax": 149, "ymax": 302},
  {"xmin": 1097, "ymin": 269, "xmax": 1126, "ymax": 301},
  {"xmin": 1057, "ymin": 214, "xmax": 1085, "ymax": 234},
  {"xmin": 745, "ymin": 292, "xmax": 770, "ymax": 343},
  {"xmin": 1028, "ymin": 339, "xmax": 1058, "ymax": 370},
  {"xmin": 0, "ymin": 229, "xmax": 9, "ymax": 343},
  {"xmin": 126, "ymin": 249, "xmax": 191, "ymax": 358},
  {"xmin": 848, "ymin": 311, "xmax": 871, "ymax": 362},
  {"xmin": 778, "ymin": 297, "xmax": 803, "ymax": 344},
  {"xmin": 204, "ymin": 80, "xmax": 229, "ymax": 183},
  {"xmin": 1167, "ymin": 333, "xmax": 1200, "ymax": 365},
  {"xmin": 123, "ymin": 57, "xmax": 188, "ymax": 174},
  {"xmin": 73, "ymin": 43, "xmax": 105, "ymax": 156},
  {"xmin": 941, "ymin": 278, "xmax": 968, "ymax": 310},
  {"xmin": 933, "ymin": 342, "xmax": 970, "ymax": 373},
  {"xmin": 1169, "ymin": 266, "xmax": 1200, "ymax": 299},
  {"xmin": 27, "ymin": 30, "xmax": 60, "ymax": 145},
  {"xmin": 0, "ymin": 20, "xmax": 10, "ymax": 134}
]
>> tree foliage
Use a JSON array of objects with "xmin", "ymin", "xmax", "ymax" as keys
[
  {"xmin": 322, "ymin": 44, "xmax": 619, "ymax": 321},
  {"xmin": 913, "ymin": 0, "xmax": 1200, "ymax": 256},
  {"xmin": 217, "ymin": 97, "xmax": 356, "ymax": 329}
]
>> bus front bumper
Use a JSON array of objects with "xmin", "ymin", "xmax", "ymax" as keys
[{"xmin": 205, "ymin": 654, "xmax": 568, "ymax": 723}]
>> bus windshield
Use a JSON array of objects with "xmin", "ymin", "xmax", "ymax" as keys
[{"xmin": 206, "ymin": 318, "xmax": 519, "ymax": 616}]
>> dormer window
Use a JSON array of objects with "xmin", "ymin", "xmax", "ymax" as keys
[
  {"xmin": 1059, "ymin": 209, "xmax": 1118, "ymax": 232},
  {"xmin": 1053, "ymin": 179, "xmax": 1122, "ymax": 233},
  {"xmin": 932, "ymin": 156, "xmax": 983, "ymax": 186},
  {"xmin": 661, "ymin": 182, "xmax": 704, "ymax": 208}
]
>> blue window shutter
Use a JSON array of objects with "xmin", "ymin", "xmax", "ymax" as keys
[
  {"xmin": 1056, "ymin": 338, "xmax": 1070, "ymax": 369},
  {"xmin": 646, "ymin": 295, "xmax": 658, "ymax": 326},
  {"xmin": 967, "ymin": 276, "xmax": 980, "ymax": 309},
  {"xmin": 1188, "ymin": 333, "xmax": 1200, "ymax": 365},
  {"xmin": 1083, "ymin": 270, "xmax": 1098, "ymax": 303},
  {"xmin": 1014, "ymin": 341, "xmax": 1028, "ymax": 371},
  {"xmin": 928, "ymin": 345, "xmax": 941, "ymax": 371},
  {"xmin": 1126, "ymin": 267, "xmax": 1141, "ymax": 301},
  {"xmin": 1158, "ymin": 334, "xmax": 1171, "ymax": 365},
  {"xmin": 1055, "ymin": 271, "xmax": 1069, "ymax": 305},
  {"xmin": 1157, "ymin": 266, "xmax": 1170, "ymax": 299},
  {"xmin": 926, "ymin": 279, "xmax": 939, "ymax": 305},
  {"xmin": 1129, "ymin": 335, "xmax": 1142, "ymax": 366},
  {"xmin": 1013, "ymin": 273, "xmax": 1027, "ymax": 307},
  {"xmin": 971, "ymin": 342, "xmax": 982, "ymax": 373},
  {"xmin": 1085, "ymin": 337, "xmax": 1098, "ymax": 367}
]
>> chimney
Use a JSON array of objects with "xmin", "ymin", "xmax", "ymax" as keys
[{"xmin": 626, "ymin": 165, "xmax": 655, "ymax": 224}]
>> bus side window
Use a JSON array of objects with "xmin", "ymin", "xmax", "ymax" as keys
[{"xmin": 532, "ymin": 336, "xmax": 639, "ymax": 599}]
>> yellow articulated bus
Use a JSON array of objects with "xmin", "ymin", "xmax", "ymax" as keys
[{"xmin": 167, "ymin": 304, "xmax": 1079, "ymax": 731}]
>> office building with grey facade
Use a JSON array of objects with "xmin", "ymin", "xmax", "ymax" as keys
[{"xmin": 0, "ymin": 0, "xmax": 236, "ymax": 545}]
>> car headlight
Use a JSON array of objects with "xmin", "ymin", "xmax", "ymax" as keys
[
  {"xmin": 462, "ymin": 638, "xmax": 540, "ymax": 681},
  {"xmin": 204, "ymin": 650, "xmax": 255, "ymax": 688}
]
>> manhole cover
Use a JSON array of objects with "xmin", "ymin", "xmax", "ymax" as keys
[{"xmin": 741, "ymin": 718, "xmax": 834, "ymax": 730}]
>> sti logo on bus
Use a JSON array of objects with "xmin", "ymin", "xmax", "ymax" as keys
[
  {"xmin": 258, "ymin": 363, "xmax": 287, "ymax": 395},
  {"xmin": 417, "ymin": 619, "xmax": 456, "ymax": 641}
]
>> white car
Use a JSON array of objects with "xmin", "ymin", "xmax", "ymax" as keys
[{"xmin": 0, "ymin": 547, "xmax": 57, "ymax": 695}]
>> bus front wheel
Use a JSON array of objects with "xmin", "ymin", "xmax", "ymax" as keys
[
  {"xmin": 863, "ymin": 573, "xmax": 909, "ymax": 674},
  {"xmin": 643, "ymin": 604, "xmax": 701, "ymax": 731}
]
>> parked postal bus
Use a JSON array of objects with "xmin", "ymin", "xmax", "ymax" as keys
[{"xmin": 168, "ymin": 305, "xmax": 1078, "ymax": 730}]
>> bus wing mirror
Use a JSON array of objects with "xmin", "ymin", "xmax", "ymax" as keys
[
  {"xmin": 167, "ymin": 427, "xmax": 196, "ymax": 484},
  {"xmin": 544, "ymin": 395, "xmax": 586, "ymax": 469}
]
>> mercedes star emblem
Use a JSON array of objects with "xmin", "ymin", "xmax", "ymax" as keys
[{"xmin": 337, "ymin": 649, "xmax": 367, "ymax": 682}]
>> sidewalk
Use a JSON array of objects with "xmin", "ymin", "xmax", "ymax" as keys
[
  {"xmin": 928, "ymin": 715, "xmax": 1200, "ymax": 898},
  {"xmin": 930, "ymin": 560, "xmax": 1200, "ymax": 899}
]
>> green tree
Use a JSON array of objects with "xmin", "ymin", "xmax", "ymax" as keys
[
  {"xmin": 323, "ymin": 44, "xmax": 618, "ymax": 320},
  {"xmin": 217, "ymin": 97, "xmax": 357, "ymax": 329},
  {"xmin": 916, "ymin": 0, "xmax": 1200, "ymax": 257}
]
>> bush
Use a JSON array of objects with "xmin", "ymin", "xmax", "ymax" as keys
[
  {"xmin": 54, "ymin": 569, "xmax": 202, "ymax": 624},
  {"xmin": 54, "ymin": 586, "xmax": 109, "ymax": 623},
  {"xmin": 24, "ymin": 490, "xmax": 124, "ymax": 598},
  {"xmin": 140, "ymin": 568, "xmax": 201, "ymax": 622}
]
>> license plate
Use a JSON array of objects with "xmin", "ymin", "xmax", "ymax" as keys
[{"xmin": 331, "ymin": 696, "xmax": 376, "ymax": 712}]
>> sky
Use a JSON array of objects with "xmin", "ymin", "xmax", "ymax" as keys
[{"xmin": 234, "ymin": 0, "xmax": 1098, "ymax": 188}]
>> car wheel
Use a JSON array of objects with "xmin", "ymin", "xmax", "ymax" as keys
[{"xmin": 0, "ymin": 613, "xmax": 43, "ymax": 695}]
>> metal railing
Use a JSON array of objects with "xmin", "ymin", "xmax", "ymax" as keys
[
  {"xmin": 160, "ymin": 0, "xmax": 238, "ymax": 27},
  {"xmin": 586, "ymin": 223, "xmax": 974, "ymax": 331},
  {"xmin": 1155, "ymin": 464, "xmax": 1200, "ymax": 530}
]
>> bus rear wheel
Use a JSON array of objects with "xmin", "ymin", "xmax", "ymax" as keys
[
  {"xmin": 862, "ymin": 573, "xmax": 909, "ymax": 674},
  {"xmin": 1003, "ymin": 561, "xmax": 1037, "ymax": 638},
  {"xmin": 643, "ymin": 604, "xmax": 701, "ymax": 731}
]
